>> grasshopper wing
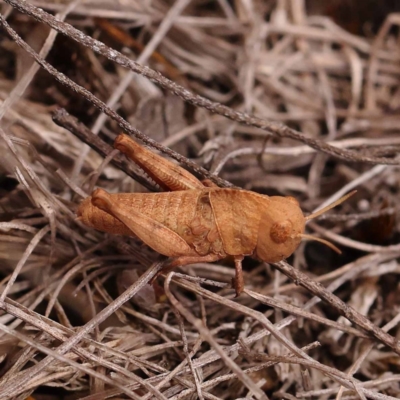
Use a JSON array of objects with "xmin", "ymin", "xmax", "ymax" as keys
[{"xmin": 209, "ymin": 189, "xmax": 269, "ymax": 256}]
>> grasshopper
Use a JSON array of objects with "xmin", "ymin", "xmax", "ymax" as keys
[{"xmin": 77, "ymin": 134, "xmax": 354, "ymax": 295}]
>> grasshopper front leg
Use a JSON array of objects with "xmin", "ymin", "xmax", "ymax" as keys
[{"xmin": 114, "ymin": 134, "xmax": 204, "ymax": 191}]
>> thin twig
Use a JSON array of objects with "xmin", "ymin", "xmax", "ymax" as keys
[
  {"xmin": 0, "ymin": 260, "xmax": 166, "ymax": 397},
  {"xmin": 273, "ymin": 260, "xmax": 400, "ymax": 355},
  {"xmin": 0, "ymin": 14, "xmax": 232, "ymax": 188},
  {"xmin": 3, "ymin": 0, "xmax": 400, "ymax": 165}
]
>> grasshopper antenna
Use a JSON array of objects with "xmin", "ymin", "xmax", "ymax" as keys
[
  {"xmin": 298, "ymin": 190, "xmax": 357, "ymax": 254},
  {"xmin": 305, "ymin": 190, "xmax": 357, "ymax": 222},
  {"xmin": 298, "ymin": 233, "xmax": 341, "ymax": 254}
]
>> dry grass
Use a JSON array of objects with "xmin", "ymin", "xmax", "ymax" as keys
[{"xmin": 0, "ymin": 0, "xmax": 400, "ymax": 399}]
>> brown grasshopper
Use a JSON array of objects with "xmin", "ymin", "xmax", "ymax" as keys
[{"xmin": 77, "ymin": 134, "xmax": 354, "ymax": 295}]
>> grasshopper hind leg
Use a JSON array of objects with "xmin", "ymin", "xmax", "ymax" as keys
[
  {"xmin": 91, "ymin": 188, "xmax": 195, "ymax": 258},
  {"xmin": 114, "ymin": 134, "xmax": 204, "ymax": 191}
]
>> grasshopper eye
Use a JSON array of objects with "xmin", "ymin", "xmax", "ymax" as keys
[{"xmin": 270, "ymin": 220, "xmax": 292, "ymax": 244}]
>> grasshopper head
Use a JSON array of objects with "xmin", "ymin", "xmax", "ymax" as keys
[
  {"xmin": 255, "ymin": 196, "xmax": 305, "ymax": 263},
  {"xmin": 254, "ymin": 191, "xmax": 353, "ymax": 263}
]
